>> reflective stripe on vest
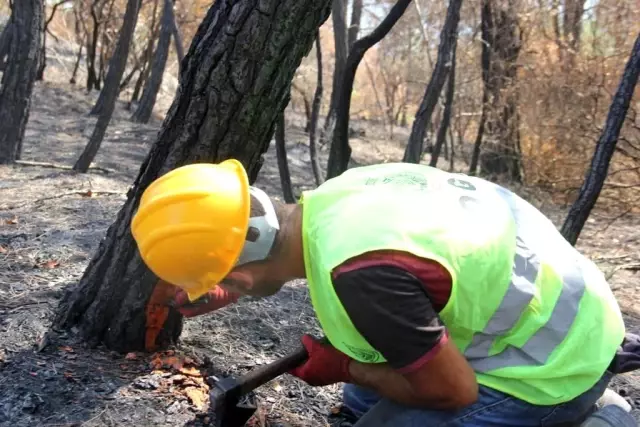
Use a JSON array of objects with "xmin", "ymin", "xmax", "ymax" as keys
[{"xmin": 464, "ymin": 185, "xmax": 587, "ymax": 372}]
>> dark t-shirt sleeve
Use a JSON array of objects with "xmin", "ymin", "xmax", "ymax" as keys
[{"xmin": 332, "ymin": 265, "xmax": 448, "ymax": 373}]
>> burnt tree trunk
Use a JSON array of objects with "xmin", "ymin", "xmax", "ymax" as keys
[
  {"xmin": 131, "ymin": 0, "xmax": 173, "ymax": 123},
  {"xmin": 90, "ymin": 0, "xmax": 141, "ymax": 116},
  {"xmin": 275, "ymin": 110, "xmax": 296, "ymax": 203},
  {"xmin": 0, "ymin": 0, "xmax": 43, "ymax": 164},
  {"xmin": 430, "ymin": 44, "xmax": 457, "ymax": 167},
  {"xmin": 54, "ymin": 0, "xmax": 332, "ymax": 352},
  {"xmin": 322, "ymin": 0, "xmax": 348, "ymax": 143},
  {"xmin": 403, "ymin": 0, "xmax": 462, "ymax": 164},
  {"xmin": 310, "ymin": 31, "xmax": 324, "ymax": 186},
  {"xmin": 326, "ymin": 0, "xmax": 412, "ymax": 179},
  {"xmin": 74, "ymin": 0, "xmax": 141, "ymax": 171},
  {"xmin": 560, "ymin": 34, "xmax": 640, "ymax": 246},
  {"xmin": 477, "ymin": 0, "xmax": 523, "ymax": 182}
]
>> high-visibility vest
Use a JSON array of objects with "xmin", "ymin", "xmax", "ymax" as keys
[{"xmin": 299, "ymin": 162, "xmax": 625, "ymax": 406}]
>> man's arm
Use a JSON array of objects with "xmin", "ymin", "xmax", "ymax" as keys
[
  {"xmin": 348, "ymin": 339, "xmax": 478, "ymax": 409},
  {"xmin": 333, "ymin": 263, "xmax": 478, "ymax": 409}
]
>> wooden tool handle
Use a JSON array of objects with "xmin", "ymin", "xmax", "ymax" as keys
[{"xmin": 237, "ymin": 344, "xmax": 309, "ymax": 395}]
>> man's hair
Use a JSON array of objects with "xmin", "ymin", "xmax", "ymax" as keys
[{"xmin": 247, "ymin": 194, "xmax": 289, "ymax": 259}]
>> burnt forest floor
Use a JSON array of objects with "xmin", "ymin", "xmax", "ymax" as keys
[{"xmin": 1, "ymin": 73, "xmax": 639, "ymax": 425}]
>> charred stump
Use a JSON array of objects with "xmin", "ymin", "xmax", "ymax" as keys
[
  {"xmin": 54, "ymin": 0, "xmax": 332, "ymax": 353},
  {"xmin": 0, "ymin": 0, "xmax": 43, "ymax": 164}
]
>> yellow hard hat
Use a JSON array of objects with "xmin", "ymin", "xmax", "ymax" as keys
[{"xmin": 131, "ymin": 159, "xmax": 250, "ymax": 302}]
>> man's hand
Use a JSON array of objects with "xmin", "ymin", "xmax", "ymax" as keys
[
  {"xmin": 173, "ymin": 286, "xmax": 241, "ymax": 317},
  {"xmin": 289, "ymin": 335, "xmax": 353, "ymax": 386}
]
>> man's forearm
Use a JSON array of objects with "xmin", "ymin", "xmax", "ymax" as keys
[{"xmin": 348, "ymin": 360, "xmax": 467, "ymax": 409}]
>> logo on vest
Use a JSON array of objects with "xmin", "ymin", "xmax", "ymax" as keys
[
  {"xmin": 364, "ymin": 172, "xmax": 428, "ymax": 191},
  {"xmin": 343, "ymin": 343, "xmax": 382, "ymax": 363}
]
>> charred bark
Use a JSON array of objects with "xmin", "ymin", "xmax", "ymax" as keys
[
  {"xmin": 0, "ymin": 0, "xmax": 43, "ymax": 164},
  {"xmin": 403, "ymin": 0, "xmax": 462, "ymax": 164},
  {"xmin": 430, "ymin": 45, "xmax": 456, "ymax": 167},
  {"xmin": 74, "ymin": 0, "xmax": 141, "ymax": 171},
  {"xmin": 326, "ymin": 0, "xmax": 412, "ymax": 179},
  {"xmin": 310, "ymin": 31, "xmax": 324, "ymax": 186},
  {"xmin": 131, "ymin": 0, "xmax": 173, "ymax": 123},
  {"xmin": 54, "ymin": 0, "xmax": 332, "ymax": 352},
  {"xmin": 561, "ymin": 34, "xmax": 640, "ymax": 246},
  {"xmin": 275, "ymin": 110, "xmax": 296, "ymax": 203}
]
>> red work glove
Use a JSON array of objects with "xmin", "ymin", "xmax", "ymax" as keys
[
  {"xmin": 173, "ymin": 286, "xmax": 241, "ymax": 317},
  {"xmin": 289, "ymin": 334, "xmax": 353, "ymax": 386}
]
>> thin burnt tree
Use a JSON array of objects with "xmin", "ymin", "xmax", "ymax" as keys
[
  {"xmin": 347, "ymin": 0, "xmax": 363, "ymax": 50},
  {"xmin": 468, "ymin": 0, "xmax": 492, "ymax": 176},
  {"xmin": 403, "ymin": 0, "xmax": 463, "ymax": 164},
  {"xmin": 54, "ymin": 0, "xmax": 332, "ymax": 352},
  {"xmin": 74, "ymin": 0, "xmax": 142, "ymax": 172},
  {"xmin": 326, "ymin": 0, "xmax": 413, "ymax": 179},
  {"xmin": 170, "ymin": 0, "xmax": 185, "ymax": 67},
  {"xmin": 275, "ymin": 109, "xmax": 296, "ymax": 203},
  {"xmin": 310, "ymin": 30, "xmax": 324, "ymax": 186},
  {"xmin": 322, "ymin": 0, "xmax": 348, "ymax": 143},
  {"xmin": 129, "ymin": 0, "xmax": 161, "ymax": 108},
  {"xmin": 0, "ymin": 0, "xmax": 44, "ymax": 164},
  {"xmin": 37, "ymin": 0, "xmax": 72, "ymax": 80},
  {"xmin": 430, "ymin": 45, "xmax": 457, "ymax": 167},
  {"xmin": 90, "ymin": 0, "xmax": 141, "ymax": 116},
  {"xmin": 131, "ymin": 0, "xmax": 173, "ymax": 123},
  {"xmin": 561, "ymin": 34, "xmax": 640, "ymax": 246},
  {"xmin": 0, "ymin": 19, "xmax": 12, "ymax": 71}
]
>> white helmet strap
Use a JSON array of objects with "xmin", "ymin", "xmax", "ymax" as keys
[{"xmin": 235, "ymin": 186, "xmax": 280, "ymax": 266}]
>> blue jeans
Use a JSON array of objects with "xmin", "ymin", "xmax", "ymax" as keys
[{"xmin": 343, "ymin": 372, "xmax": 615, "ymax": 426}]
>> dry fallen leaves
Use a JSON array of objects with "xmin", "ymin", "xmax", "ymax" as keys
[
  {"xmin": 0, "ymin": 245, "xmax": 7, "ymax": 253},
  {"xmin": 125, "ymin": 352, "xmax": 139, "ymax": 360},
  {"xmin": 184, "ymin": 386, "xmax": 207, "ymax": 411},
  {"xmin": 3, "ymin": 217, "xmax": 18, "ymax": 225},
  {"xmin": 145, "ymin": 351, "xmax": 210, "ymax": 411},
  {"xmin": 59, "ymin": 345, "xmax": 74, "ymax": 353}
]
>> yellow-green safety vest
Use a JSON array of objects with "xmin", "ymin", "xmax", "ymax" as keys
[{"xmin": 299, "ymin": 162, "xmax": 625, "ymax": 406}]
